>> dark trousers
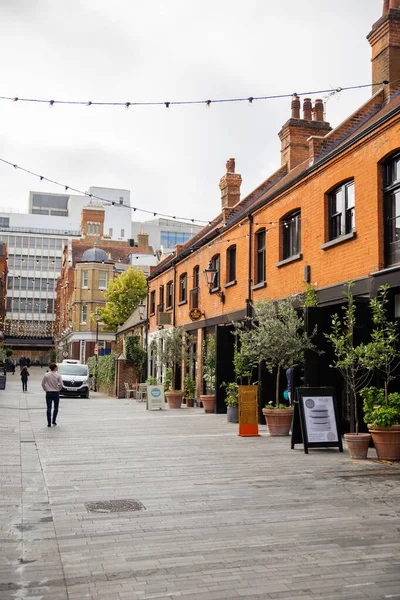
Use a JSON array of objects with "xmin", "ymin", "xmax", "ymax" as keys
[
  {"xmin": 21, "ymin": 379, "xmax": 27, "ymax": 391},
  {"xmin": 46, "ymin": 392, "xmax": 60, "ymax": 425}
]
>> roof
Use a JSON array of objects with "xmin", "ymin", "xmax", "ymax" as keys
[
  {"xmin": 81, "ymin": 246, "xmax": 111, "ymax": 263},
  {"xmin": 148, "ymin": 88, "xmax": 400, "ymax": 281}
]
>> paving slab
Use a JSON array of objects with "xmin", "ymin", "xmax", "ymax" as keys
[{"xmin": 1, "ymin": 367, "xmax": 400, "ymax": 599}]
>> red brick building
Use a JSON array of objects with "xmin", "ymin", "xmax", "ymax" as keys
[{"xmin": 147, "ymin": 2, "xmax": 400, "ymax": 425}]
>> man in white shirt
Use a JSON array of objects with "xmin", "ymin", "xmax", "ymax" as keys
[{"xmin": 41, "ymin": 363, "xmax": 63, "ymax": 427}]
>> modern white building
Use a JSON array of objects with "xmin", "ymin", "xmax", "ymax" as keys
[{"xmin": 130, "ymin": 218, "xmax": 202, "ymax": 255}]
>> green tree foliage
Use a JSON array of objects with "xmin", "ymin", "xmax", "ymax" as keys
[
  {"xmin": 154, "ymin": 327, "xmax": 188, "ymax": 391},
  {"xmin": 125, "ymin": 335, "xmax": 147, "ymax": 374},
  {"xmin": 203, "ymin": 334, "xmax": 216, "ymax": 393},
  {"xmin": 98, "ymin": 267, "xmax": 147, "ymax": 331},
  {"xmin": 235, "ymin": 298, "xmax": 315, "ymax": 406},
  {"xmin": 87, "ymin": 354, "xmax": 116, "ymax": 384}
]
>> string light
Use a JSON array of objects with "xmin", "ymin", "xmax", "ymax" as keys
[
  {"xmin": 0, "ymin": 156, "xmax": 211, "ymax": 225},
  {"xmin": 0, "ymin": 80, "xmax": 397, "ymax": 110}
]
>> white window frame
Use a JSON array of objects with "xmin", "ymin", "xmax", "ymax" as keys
[
  {"xmin": 98, "ymin": 270, "xmax": 108, "ymax": 290},
  {"xmin": 82, "ymin": 270, "xmax": 88, "ymax": 289},
  {"xmin": 81, "ymin": 305, "xmax": 87, "ymax": 324}
]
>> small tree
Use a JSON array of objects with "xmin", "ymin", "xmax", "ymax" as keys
[
  {"xmin": 99, "ymin": 267, "xmax": 147, "ymax": 331},
  {"xmin": 236, "ymin": 298, "xmax": 315, "ymax": 407},
  {"xmin": 361, "ymin": 284, "xmax": 400, "ymax": 403},
  {"xmin": 325, "ymin": 282, "xmax": 371, "ymax": 434},
  {"xmin": 158, "ymin": 326, "xmax": 188, "ymax": 391},
  {"xmin": 203, "ymin": 334, "xmax": 216, "ymax": 393}
]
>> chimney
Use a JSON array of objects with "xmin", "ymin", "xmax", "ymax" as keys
[
  {"xmin": 367, "ymin": 1, "xmax": 400, "ymax": 101},
  {"xmin": 137, "ymin": 230, "xmax": 150, "ymax": 253},
  {"xmin": 219, "ymin": 158, "xmax": 242, "ymax": 209},
  {"xmin": 278, "ymin": 99, "xmax": 332, "ymax": 171}
]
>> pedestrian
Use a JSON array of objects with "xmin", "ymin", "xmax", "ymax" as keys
[
  {"xmin": 20, "ymin": 365, "xmax": 30, "ymax": 392},
  {"xmin": 19, "ymin": 356, "xmax": 24, "ymax": 370},
  {"xmin": 26, "ymin": 357, "xmax": 31, "ymax": 368},
  {"xmin": 41, "ymin": 363, "xmax": 63, "ymax": 428},
  {"xmin": 11, "ymin": 359, "xmax": 16, "ymax": 375}
]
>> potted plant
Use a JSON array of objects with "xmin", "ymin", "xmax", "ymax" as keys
[
  {"xmin": 359, "ymin": 285, "xmax": 400, "ymax": 460},
  {"xmin": 158, "ymin": 327, "xmax": 188, "ymax": 409},
  {"xmin": 325, "ymin": 282, "xmax": 372, "ymax": 459},
  {"xmin": 201, "ymin": 334, "xmax": 216, "ymax": 413},
  {"xmin": 236, "ymin": 298, "xmax": 315, "ymax": 436},
  {"xmin": 184, "ymin": 374, "xmax": 196, "ymax": 408},
  {"xmin": 222, "ymin": 381, "xmax": 239, "ymax": 422}
]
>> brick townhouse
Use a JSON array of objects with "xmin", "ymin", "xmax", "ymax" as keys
[{"xmin": 147, "ymin": 1, "xmax": 400, "ymax": 427}]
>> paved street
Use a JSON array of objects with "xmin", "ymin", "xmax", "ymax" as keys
[{"xmin": 1, "ymin": 368, "xmax": 400, "ymax": 600}]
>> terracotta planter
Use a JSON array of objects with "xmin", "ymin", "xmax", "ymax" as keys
[
  {"xmin": 165, "ymin": 391, "xmax": 184, "ymax": 409},
  {"xmin": 368, "ymin": 424, "xmax": 400, "ymax": 461},
  {"xmin": 262, "ymin": 408, "xmax": 294, "ymax": 436},
  {"xmin": 227, "ymin": 406, "xmax": 238, "ymax": 423},
  {"xmin": 200, "ymin": 394, "xmax": 216, "ymax": 414},
  {"xmin": 344, "ymin": 433, "xmax": 371, "ymax": 460}
]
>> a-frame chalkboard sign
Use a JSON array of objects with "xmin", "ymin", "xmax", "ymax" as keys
[{"xmin": 291, "ymin": 387, "xmax": 343, "ymax": 454}]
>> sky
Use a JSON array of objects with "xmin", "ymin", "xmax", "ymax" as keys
[{"xmin": 0, "ymin": 0, "xmax": 383, "ymax": 224}]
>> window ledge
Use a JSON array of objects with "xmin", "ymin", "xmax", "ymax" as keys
[
  {"xmin": 210, "ymin": 286, "xmax": 222, "ymax": 294},
  {"xmin": 149, "ymin": 312, "xmax": 155, "ymax": 317},
  {"xmin": 321, "ymin": 231, "xmax": 357, "ymax": 250},
  {"xmin": 251, "ymin": 281, "xmax": 267, "ymax": 291},
  {"xmin": 276, "ymin": 253, "xmax": 303, "ymax": 268},
  {"xmin": 165, "ymin": 306, "xmax": 173, "ymax": 311},
  {"xmin": 224, "ymin": 280, "xmax": 237, "ymax": 289},
  {"xmin": 177, "ymin": 300, "xmax": 187, "ymax": 306}
]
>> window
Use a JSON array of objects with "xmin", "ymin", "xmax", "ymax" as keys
[
  {"xmin": 211, "ymin": 254, "xmax": 220, "ymax": 289},
  {"xmin": 82, "ymin": 271, "xmax": 88, "ymax": 288},
  {"xmin": 119, "ymin": 197, "xmax": 124, "ymax": 204},
  {"xmin": 179, "ymin": 273, "xmax": 187, "ymax": 303},
  {"xmin": 190, "ymin": 266, "xmax": 199, "ymax": 309},
  {"xmin": 282, "ymin": 210, "xmax": 301, "ymax": 259},
  {"xmin": 166, "ymin": 281, "xmax": 173, "ymax": 309},
  {"xmin": 121, "ymin": 229, "xmax": 125, "ymax": 238},
  {"xmin": 0, "ymin": 217, "xmax": 9, "ymax": 228},
  {"xmin": 255, "ymin": 229, "xmax": 266, "ymax": 284},
  {"xmin": 226, "ymin": 245, "xmax": 236, "ymax": 283},
  {"xmin": 159, "ymin": 285, "xmax": 164, "ymax": 310},
  {"xmin": 160, "ymin": 231, "xmax": 193, "ymax": 247},
  {"xmin": 81, "ymin": 305, "xmax": 87, "ymax": 323},
  {"xmin": 328, "ymin": 181, "xmax": 355, "ymax": 240},
  {"xmin": 98, "ymin": 270, "xmax": 108, "ymax": 289},
  {"xmin": 150, "ymin": 290, "xmax": 156, "ymax": 315},
  {"xmin": 384, "ymin": 152, "xmax": 400, "ymax": 266},
  {"xmin": 109, "ymin": 228, "xmax": 113, "ymax": 236}
]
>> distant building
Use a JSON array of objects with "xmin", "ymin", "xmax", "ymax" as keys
[
  {"xmin": 131, "ymin": 218, "xmax": 202, "ymax": 256},
  {"xmin": 0, "ymin": 243, "xmax": 8, "ymax": 340}
]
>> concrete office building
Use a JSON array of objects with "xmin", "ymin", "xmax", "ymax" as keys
[{"xmin": 131, "ymin": 218, "xmax": 203, "ymax": 256}]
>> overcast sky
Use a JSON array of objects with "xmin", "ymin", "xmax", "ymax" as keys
[{"xmin": 0, "ymin": 0, "xmax": 382, "ymax": 224}]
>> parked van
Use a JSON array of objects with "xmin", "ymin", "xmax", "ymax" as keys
[{"xmin": 57, "ymin": 362, "xmax": 89, "ymax": 398}]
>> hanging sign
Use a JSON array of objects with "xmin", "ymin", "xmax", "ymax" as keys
[
  {"xmin": 291, "ymin": 387, "xmax": 343, "ymax": 454},
  {"xmin": 238, "ymin": 386, "xmax": 259, "ymax": 437},
  {"xmin": 147, "ymin": 385, "xmax": 165, "ymax": 410},
  {"xmin": 189, "ymin": 308, "xmax": 202, "ymax": 321}
]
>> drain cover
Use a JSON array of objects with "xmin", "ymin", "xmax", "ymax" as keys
[{"xmin": 85, "ymin": 499, "xmax": 145, "ymax": 513}]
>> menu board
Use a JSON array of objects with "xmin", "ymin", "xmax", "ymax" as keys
[
  {"xmin": 291, "ymin": 388, "xmax": 343, "ymax": 454},
  {"xmin": 238, "ymin": 386, "xmax": 259, "ymax": 437},
  {"xmin": 302, "ymin": 395, "xmax": 338, "ymax": 443},
  {"xmin": 147, "ymin": 385, "xmax": 165, "ymax": 410}
]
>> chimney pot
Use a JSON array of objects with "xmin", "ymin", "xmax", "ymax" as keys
[
  {"xmin": 226, "ymin": 158, "xmax": 235, "ymax": 173},
  {"xmin": 291, "ymin": 94, "xmax": 300, "ymax": 118},
  {"xmin": 313, "ymin": 99, "xmax": 324, "ymax": 121},
  {"xmin": 383, "ymin": 0, "xmax": 389, "ymax": 14},
  {"xmin": 303, "ymin": 98, "xmax": 312, "ymax": 120}
]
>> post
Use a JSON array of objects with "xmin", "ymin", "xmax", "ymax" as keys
[{"xmin": 95, "ymin": 319, "xmax": 99, "ymax": 392}]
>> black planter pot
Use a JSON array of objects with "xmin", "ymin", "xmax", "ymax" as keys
[{"xmin": 227, "ymin": 406, "xmax": 238, "ymax": 423}]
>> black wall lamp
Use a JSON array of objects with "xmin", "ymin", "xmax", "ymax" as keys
[{"xmin": 204, "ymin": 261, "xmax": 225, "ymax": 303}]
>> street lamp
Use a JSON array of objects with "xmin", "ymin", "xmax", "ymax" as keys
[{"xmin": 138, "ymin": 301, "xmax": 146, "ymax": 320}]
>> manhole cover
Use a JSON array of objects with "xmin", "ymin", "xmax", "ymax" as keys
[{"xmin": 85, "ymin": 499, "xmax": 145, "ymax": 513}]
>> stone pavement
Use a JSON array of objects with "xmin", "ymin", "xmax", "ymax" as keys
[{"xmin": 1, "ymin": 368, "xmax": 400, "ymax": 600}]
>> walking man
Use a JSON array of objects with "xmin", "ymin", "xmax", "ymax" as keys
[
  {"xmin": 20, "ymin": 365, "xmax": 29, "ymax": 392},
  {"xmin": 41, "ymin": 363, "xmax": 63, "ymax": 428}
]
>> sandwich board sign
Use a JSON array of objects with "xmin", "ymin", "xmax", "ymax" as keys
[
  {"xmin": 291, "ymin": 387, "xmax": 343, "ymax": 454},
  {"xmin": 147, "ymin": 385, "xmax": 165, "ymax": 410},
  {"xmin": 238, "ymin": 385, "xmax": 259, "ymax": 437}
]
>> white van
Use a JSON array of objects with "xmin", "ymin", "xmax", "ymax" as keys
[{"xmin": 57, "ymin": 362, "xmax": 89, "ymax": 398}]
